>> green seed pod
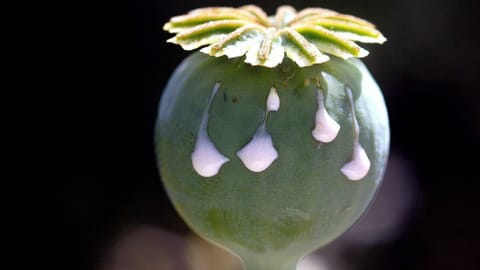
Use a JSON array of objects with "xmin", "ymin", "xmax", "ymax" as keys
[{"xmin": 156, "ymin": 5, "xmax": 389, "ymax": 270}]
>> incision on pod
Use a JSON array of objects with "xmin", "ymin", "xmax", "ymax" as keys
[
  {"xmin": 191, "ymin": 82, "xmax": 229, "ymax": 177},
  {"xmin": 237, "ymin": 87, "xmax": 279, "ymax": 172},
  {"xmin": 341, "ymin": 87, "xmax": 371, "ymax": 180},
  {"xmin": 191, "ymin": 82, "xmax": 372, "ymax": 180}
]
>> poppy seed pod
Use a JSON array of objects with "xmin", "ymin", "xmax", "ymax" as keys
[{"xmin": 156, "ymin": 5, "xmax": 389, "ymax": 270}]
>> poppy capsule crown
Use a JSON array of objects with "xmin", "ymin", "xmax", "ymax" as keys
[{"xmin": 164, "ymin": 5, "xmax": 386, "ymax": 67}]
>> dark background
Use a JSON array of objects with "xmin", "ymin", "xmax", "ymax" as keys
[{"xmin": 13, "ymin": 0, "xmax": 480, "ymax": 269}]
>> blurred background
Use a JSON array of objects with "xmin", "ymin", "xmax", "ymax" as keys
[{"xmin": 13, "ymin": 0, "xmax": 479, "ymax": 269}]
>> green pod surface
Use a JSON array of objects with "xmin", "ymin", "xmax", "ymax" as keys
[{"xmin": 155, "ymin": 52, "xmax": 389, "ymax": 270}]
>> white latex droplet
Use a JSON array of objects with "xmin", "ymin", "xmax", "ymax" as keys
[
  {"xmin": 192, "ymin": 135, "xmax": 229, "ymax": 177},
  {"xmin": 267, "ymin": 87, "xmax": 280, "ymax": 112},
  {"xmin": 312, "ymin": 90, "xmax": 340, "ymax": 143},
  {"xmin": 191, "ymin": 83, "xmax": 229, "ymax": 177},
  {"xmin": 237, "ymin": 125, "xmax": 278, "ymax": 173},
  {"xmin": 341, "ymin": 143, "xmax": 371, "ymax": 181},
  {"xmin": 341, "ymin": 87, "xmax": 371, "ymax": 181}
]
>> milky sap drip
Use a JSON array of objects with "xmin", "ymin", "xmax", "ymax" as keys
[
  {"xmin": 266, "ymin": 87, "xmax": 280, "ymax": 112},
  {"xmin": 312, "ymin": 89, "xmax": 340, "ymax": 143},
  {"xmin": 341, "ymin": 88, "xmax": 371, "ymax": 181},
  {"xmin": 237, "ymin": 87, "xmax": 279, "ymax": 173},
  {"xmin": 191, "ymin": 83, "xmax": 229, "ymax": 177},
  {"xmin": 236, "ymin": 124, "xmax": 278, "ymax": 172}
]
